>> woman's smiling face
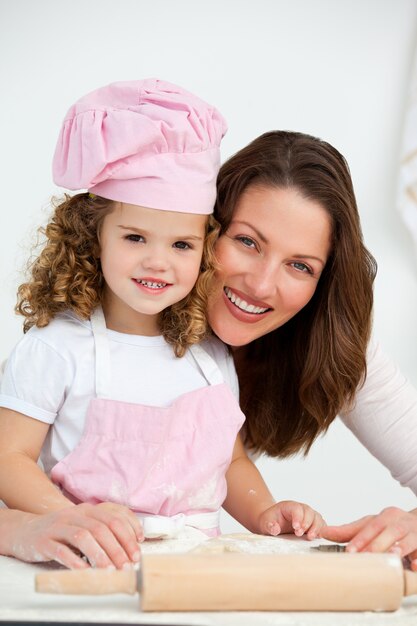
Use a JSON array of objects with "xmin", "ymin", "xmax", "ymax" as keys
[{"xmin": 207, "ymin": 185, "xmax": 332, "ymax": 346}]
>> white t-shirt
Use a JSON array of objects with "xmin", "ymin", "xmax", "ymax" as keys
[{"xmin": 0, "ymin": 310, "xmax": 238, "ymax": 475}]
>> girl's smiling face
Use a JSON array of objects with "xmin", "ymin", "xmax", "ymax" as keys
[
  {"xmin": 207, "ymin": 185, "xmax": 332, "ymax": 346},
  {"xmin": 99, "ymin": 202, "xmax": 207, "ymax": 335}
]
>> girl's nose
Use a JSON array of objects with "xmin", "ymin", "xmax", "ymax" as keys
[{"xmin": 141, "ymin": 248, "xmax": 170, "ymax": 272}]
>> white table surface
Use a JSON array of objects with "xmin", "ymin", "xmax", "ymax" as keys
[{"xmin": 1, "ymin": 534, "xmax": 417, "ymax": 626}]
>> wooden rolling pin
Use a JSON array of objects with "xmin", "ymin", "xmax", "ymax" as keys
[{"xmin": 35, "ymin": 552, "xmax": 417, "ymax": 612}]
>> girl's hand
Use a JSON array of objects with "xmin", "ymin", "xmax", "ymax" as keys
[
  {"xmin": 258, "ymin": 500, "xmax": 326, "ymax": 540},
  {"xmin": 321, "ymin": 507, "xmax": 417, "ymax": 570},
  {"xmin": 5, "ymin": 502, "xmax": 143, "ymax": 570}
]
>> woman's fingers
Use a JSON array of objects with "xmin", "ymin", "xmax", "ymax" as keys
[
  {"xmin": 361, "ymin": 526, "xmax": 407, "ymax": 554},
  {"xmin": 91, "ymin": 502, "xmax": 144, "ymax": 541},
  {"xmin": 10, "ymin": 514, "xmax": 112, "ymax": 568},
  {"xmin": 321, "ymin": 508, "xmax": 417, "ymax": 559},
  {"xmin": 79, "ymin": 503, "xmax": 143, "ymax": 565},
  {"xmin": 320, "ymin": 516, "xmax": 372, "ymax": 544},
  {"xmin": 69, "ymin": 523, "xmax": 127, "ymax": 568},
  {"xmin": 20, "ymin": 504, "xmax": 143, "ymax": 569},
  {"xmin": 36, "ymin": 515, "xmax": 123, "ymax": 568},
  {"xmin": 60, "ymin": 505, "xmax": 141, "ymax": 568},
  {"xmin": 344, "ymin": 508, "xmax": 413, "ymax": 554},
  {"xmin": 98, "ymin": 515, "xmax": 141, "ymax": 565},
  {"xmin": 43, "ymin": 539, "xmax": 91, "ymax": 570}
]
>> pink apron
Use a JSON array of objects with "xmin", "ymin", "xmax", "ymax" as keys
[{"xmin": 51, "ymin": 307, "xmax": 245, "ymax": 537}]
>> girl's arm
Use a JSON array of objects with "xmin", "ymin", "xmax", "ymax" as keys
[
  {"xmin": 223, "ymin": 433, "xmax": 275, "ymax": 532},
  {"xmin": 223, "ymin": 433, "xmax": 325, "ymax": 538},
  {"xmin": 0, "ymin": 408, "xmax": 144, "ymax": 568},
  {"xmin": 0, "ymin": 407, "xmax": 72, "ymax": 512}
]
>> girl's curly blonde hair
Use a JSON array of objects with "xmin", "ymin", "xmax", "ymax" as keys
[{"xmin": 16, "ymin": 193, "xmax": 219, "ymax": 357}]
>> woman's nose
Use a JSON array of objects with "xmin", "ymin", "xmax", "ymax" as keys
[{"xmin": 244, "ymin": 259, "xmax": 280, "ymax": 300}]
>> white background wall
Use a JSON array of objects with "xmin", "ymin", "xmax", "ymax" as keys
[{"xmin": 1, "ymin": 0, "xmax": 416, "ymax": 532}]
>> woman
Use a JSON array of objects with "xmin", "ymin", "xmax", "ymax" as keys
[
  {"xmin": 1, "ymin": 130, "xmax": 416, "ymax": 570},
  {"xmin": 208, "ymin": 130, "xmax": 417, "ymax": 567}
]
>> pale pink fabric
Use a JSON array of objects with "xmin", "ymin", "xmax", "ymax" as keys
[
  {"xmin": 52, "ymin": 78, "xmax": 227, "ymax": 214},
  {"xmin": 51, "ymin": 383, "xmax": 244, "ymax": 535}
]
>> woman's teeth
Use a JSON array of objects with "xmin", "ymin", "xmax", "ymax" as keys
[
  {"xmin": 224, "ymin": 288, "xmax": 269, "ymax": 314},
  {"xmin": 136, "ymin": 279, "xmax": 167, "ymax": 289}
]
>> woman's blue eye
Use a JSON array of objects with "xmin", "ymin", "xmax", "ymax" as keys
[
  {"xmin": 237, "ymin": 235, "xmax": 256, "ymax": 248},
  {"xmin": 173, "ymin": 241, "xmax": 191, "ymax": 250},
  {"xmin": 292, "ymin": 261, "xmax": 313, "ymax": 274},
  {"xmin": 125, "ymin": 234, "xmax": 144, "ymax": 243}
]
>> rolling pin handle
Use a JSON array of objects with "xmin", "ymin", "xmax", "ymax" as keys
[
  {"xmin": 404, "ymin": 569, "xmax": 417, "ymax": 596},
  {"xmin": 35, "ymin": 568, "xmax": 138, "ymax": 595}
]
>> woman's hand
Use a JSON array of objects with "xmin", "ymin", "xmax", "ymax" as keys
[
  {"xmin": 1, "ymin": 502, "xmax": 143, "ymax": 570},
  {"xmin": 321, "ymin": 507, "xmax": 417, "ymax": 570},
  {"xmin": 258, "ymin": 500, "xmax": 326, "ymax": 540}
]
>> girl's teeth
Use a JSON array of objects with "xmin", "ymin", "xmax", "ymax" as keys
[
  {"xmin": 138, "ymin": 280, "xmax": 167, "ymax": 289},
  {"xmin": 224, "ymin": 288, "xmax": 269, "ymax": 314}
]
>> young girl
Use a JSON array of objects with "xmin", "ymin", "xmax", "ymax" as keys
[{"xmin": 0, "ymin": 80, "xmax": 324, "ymax": 568}]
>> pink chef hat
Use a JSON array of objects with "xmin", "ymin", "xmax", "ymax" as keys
[{"xmin": 52, "ymin": 79, "xmax": 227, "ymax": 214}]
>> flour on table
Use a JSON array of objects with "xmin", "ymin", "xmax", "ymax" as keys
[
  {"xmin": 141, "ymin": 530, "xmax": 316, "ymax": 555},
  {"xmin": 140, "ymin": 526, "xmax": 209, "ymax": 553},
  {"xmin": 192, "ymin": 532, "xmax": 315, "ymax": 554}
]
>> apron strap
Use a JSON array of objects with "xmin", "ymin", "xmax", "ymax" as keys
[
  {"xmin": 139, "ymin": 510, "xmax": 221, "ymax": 539},
  {"xmin": 188, "ymin": 344, "xmax": 225, "ymax": 386},
  {"xmin": 90, "ymin": 306, "xmax": 111, "ymax": 398},
  {"xmin": 90, "ymin": 307, "xmax": 225, "ymax": 396}
]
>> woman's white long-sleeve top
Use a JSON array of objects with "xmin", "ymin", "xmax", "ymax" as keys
[{"xmin": 340, "ymin": 339, "xmax": 417, "ymax": 495}]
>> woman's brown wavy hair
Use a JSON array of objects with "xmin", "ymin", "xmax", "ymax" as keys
[
  {"xmin": 16, "ymin": 193, "xmax": 219, "ymax": 357},
  {"xmin": 215, "ymin": 131, "xmax": 377, "ymax": 457}
]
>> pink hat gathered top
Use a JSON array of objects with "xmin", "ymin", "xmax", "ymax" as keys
[{"xmin": 52, "ymin": 78, "xmax": 227, "ymax": 214}]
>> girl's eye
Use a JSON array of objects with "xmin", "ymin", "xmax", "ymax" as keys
[
  {"xmin": 236, "ymin": 235, "xmax": 257, "ymax": 249},
  {"xmin": 173, "ymin": 241, "xmax": 192, "ymax": 250},
  {"xmin": 125, "ymin": 234, "xmax": 144, "ymax": 243},
  {"xmin": 291, "ymin": 261, "xmax": 313, "ymax": 275}
]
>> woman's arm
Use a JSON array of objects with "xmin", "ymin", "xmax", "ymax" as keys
[
  {"xmin": 223, "ymin": 433, "xmax": 325, "ymax": 538},
  {"xmin": 340, "ymin": 339, "xmax": 417, "ymax": 491},
  {"xmin": 323, "ymin": 340, "xmax": 417, "ymax": 567},
  {"xmin": 0, "ymin": 505, "xmax": 143, "ymax": 569},
  {"xmin": 321, "ymin": 507, "xmax": 417, "ymax": 568}
]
